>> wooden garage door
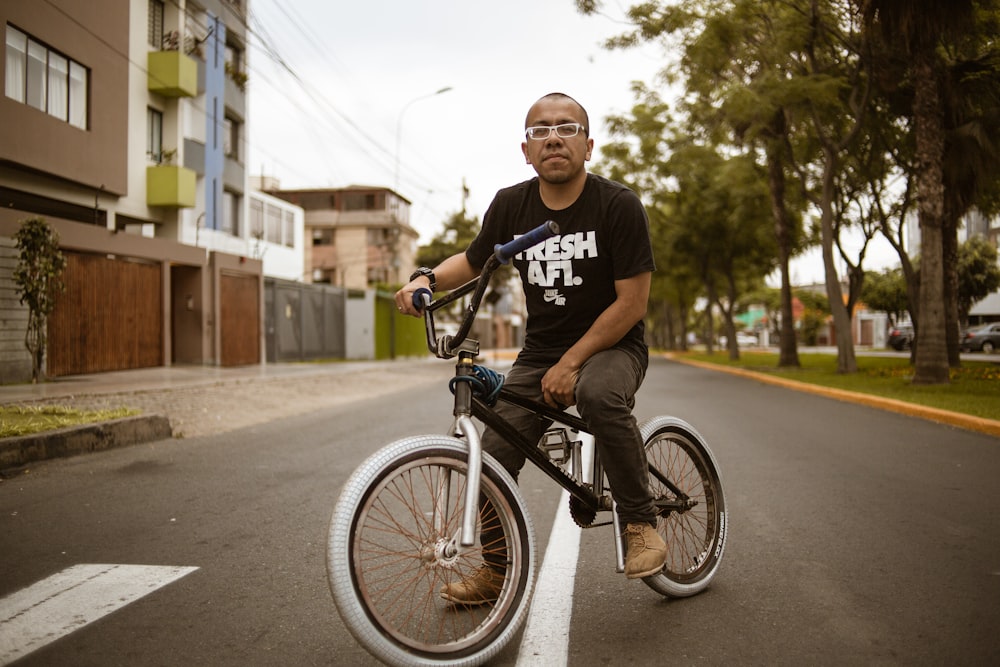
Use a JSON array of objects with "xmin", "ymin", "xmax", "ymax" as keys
[
  {"xmin": 220, "ymin": 272, "xmax": 259, "ymax": 366},
  {"xmin": 47, "ymin": 252, "xmax": 162, "ymax": 376}
]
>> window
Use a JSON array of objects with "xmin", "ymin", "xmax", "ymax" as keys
[
  {"xmin": 26, "ymin": 38, "xmax": 45, "ymax": 110},
  {"xmin": 148, "ymin": 0, "xmax": 164, "ymax": 48},
  {"xmin": 265, "ymin": 203, "xmax": 282, "ymax": 244},
  {"xmin": 5, "ymin": 25, "xmax": 88, "ymax": 129},
  {"xmin": 344, "ymin": 192, "xmax": 378, "ymax": 211},
  {"xmin": 68, "ymin": 62, "xmax": 86, "ymax": 127},
  {"xmin": 223, "ymin": 115, "xmax": 240, "ymax": 160},
  {"xmin": 5, "ymin": 26, "xmax": 25, "ymax": 102},
  {"xmin": 282, "ymin": 210, "xmax": 294, "ymax": 247},
  {"xmin": 249, "ymin": 198, "xmax": 264, "ymax": 239},
  {"xmin": 222, "ymin": 190, "xmax": 240, "ymax": 235},
  {"xmin": 147, "ymin": 107, "xmax": 162, "ymax": 162}
]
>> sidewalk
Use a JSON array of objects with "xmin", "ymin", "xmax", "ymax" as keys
[{"xmin": 0, "ymin": 351, "xmax": 521, "ymax": 471}]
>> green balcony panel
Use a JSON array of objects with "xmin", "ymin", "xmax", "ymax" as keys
[
  {"xmin": 147, "ymin": 165, "xmax": 196, "ymax": 207},
  {"xmin": 148, "ymin": 51, "xmax": 198, "ymax": 97}
]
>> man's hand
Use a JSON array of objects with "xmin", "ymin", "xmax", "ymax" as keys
[
  {"xmin": 394, "ymin": 280, "xmax": 427, "ymax": 317},
  {"xmin": 541, "ymin": 359, "xmax": 579, "ymax": 408}
]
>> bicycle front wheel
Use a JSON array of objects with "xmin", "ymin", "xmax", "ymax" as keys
[
  {"xmin": 327, "ymin": 436, "xmax": 535, "ymax": 667},
  {"xmin": 639, "ymin": 416, "xmax": 727, "ymax": 598}
]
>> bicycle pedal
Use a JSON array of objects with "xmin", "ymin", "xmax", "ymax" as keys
[{"xmin": 538, "ymin": 428, "xmax": 578, "ymax": 466}]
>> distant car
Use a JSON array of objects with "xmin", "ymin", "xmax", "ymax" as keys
[
  {"xmin": 888, "ymin": 325, "xmax": 914, "ymax": 351},
  {"xmin": 721, "ymin": 332, "xmax": 758, "ymax": 347},
  {"xmin": 960, "ymin": 323, "xmax": 1000, "ymax": 353}
]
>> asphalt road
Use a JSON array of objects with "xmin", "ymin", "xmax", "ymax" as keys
[{"xmin": 1, "ymin": 357, "xmax": 998, "ymax": 666}]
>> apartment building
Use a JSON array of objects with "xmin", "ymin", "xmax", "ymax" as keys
[
  {"xmin": 1, "ymin": 0, "xmax": 303, "ymax": 382},
  {"xmin": 265, "ymin": 184, "xmax": 419, "ymax": 290}
]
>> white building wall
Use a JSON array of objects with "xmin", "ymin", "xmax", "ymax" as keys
[{"xmin": 247, "ymin": 190, "xmax": 305, "ymax": 281}]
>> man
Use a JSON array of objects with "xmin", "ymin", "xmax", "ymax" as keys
[{"xmin": 395, "ymin": 92, "xmax": 665, "ymax": 603}]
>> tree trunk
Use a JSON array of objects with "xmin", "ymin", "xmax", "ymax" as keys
[
  {"xmin": 942, "ymin": 215, "xmax": 961, "ymax": 367},
  {"xmin": 820, "ymin": 151, "xmax": 858, "ymax": 373},
  {"xmin": 911, "ymin": 54, "xmax": 950, "ymax": 385},
  {"xmin": 704, "ymin": 280, "xmax": 718, "ymax": 354},
  {"xmin": 766, "ymin": 123, "xmax": 800, "ymax": 368}
]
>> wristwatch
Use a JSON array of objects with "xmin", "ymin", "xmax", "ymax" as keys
[{"xmin": 409, "ymin": 267, "xmax": 436, "ymax": 291}]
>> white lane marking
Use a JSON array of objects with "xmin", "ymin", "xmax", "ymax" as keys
[
  {"xmin": 0, "ymin": 563, "xmax": 198, "ymax": 665},
  {"xmin": 517, "ymin": 489, "xmax": 581, "ymax": 666},
  {"xmin": 517, "ymin": 433, "xmax": 594, "ymax": 666}
]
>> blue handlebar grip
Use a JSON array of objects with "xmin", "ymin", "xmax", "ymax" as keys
[
  {"xmin": 494, "ymin": 220, "xmax": 559, "ymax": 264},
  {"xmin": 412, "ymin": 287, "xmax": 433, "ymax": 311}
]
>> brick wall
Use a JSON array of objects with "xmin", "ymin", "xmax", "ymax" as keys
[{"xmin": 0, "ymin": 237, "xmax": 31, "ymax": 384}]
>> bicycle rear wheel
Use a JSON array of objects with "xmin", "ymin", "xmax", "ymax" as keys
[
  {"xmin": 327, "ymin": 436, "xmax": 535, "ymax": 667},
  {"xmin": 638, "ymin": 416, "xmax": 727, "ymax": 597}
]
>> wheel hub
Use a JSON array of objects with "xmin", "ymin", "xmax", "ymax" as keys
[{"xmin": 420, "ymin": 535, "xmax": 461, "ymax": 568}]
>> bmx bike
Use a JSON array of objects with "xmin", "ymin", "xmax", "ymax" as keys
[{"xmin": 327, "ymin": 221, "xmax": 727, "ymax": 666}]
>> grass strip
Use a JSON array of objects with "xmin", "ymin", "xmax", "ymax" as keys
[
  {"xmin": 0, "ymin": 405, "xmax": 140, "ymax": 438},
  {"xmin": 672, "ymin": 351, "xmax": 1000, "ymax": 421}
]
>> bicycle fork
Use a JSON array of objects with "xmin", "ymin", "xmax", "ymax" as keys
[
  {"xmin": 453, "ymin": 414, "xmax": 482, "ymax": 548},
  {"xmin": 449, "ymin": 347, "xmax": 483, "ymax": 548}
]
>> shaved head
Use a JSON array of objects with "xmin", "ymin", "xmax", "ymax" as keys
[{"xmin": 525, "ymin": 92, "xmax": 590, "ymax": 137}]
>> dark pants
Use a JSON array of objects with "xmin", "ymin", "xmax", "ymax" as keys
[{"xmin": 478, "ymin": 345, "xmax": 656, "ymax": 569}]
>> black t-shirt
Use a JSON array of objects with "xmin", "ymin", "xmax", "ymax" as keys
[{"xmin": 466, "ymin": 173, "xmax": 655, "ymax": 365}]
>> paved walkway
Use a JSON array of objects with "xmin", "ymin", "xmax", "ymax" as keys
[{"xmin": 0, "ymin": 356, "xmax": 462, "ymax": 438}]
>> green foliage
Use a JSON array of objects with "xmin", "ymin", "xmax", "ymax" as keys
[
  {"xmin": 415, "ymin": 210, "xmax": 481, "ymax": 269},
  {"xmin": 794, "ymin": 289, "xmax": 831, "ymax": 346},
  {"xmin": 861, "ymin": 268, "xmax": 910, "ymax": 324},
  {"xmin": 957, "ymin": 235, "xmax": 1000, "ymax": 321},
  {"xmin": 577, "ymin": 0, "xmax": 1000, "ymax": 375},
  {"xmin": 13, "ymin": 217, "xmax": 66, "ymax": 383}
]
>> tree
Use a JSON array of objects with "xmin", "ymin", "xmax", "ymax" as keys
[
  {"xmin": 415, "ymin": 210, "xmax": 481, "ymax": 269},
  {"xmin": 577, "ymin": 0, "xmax": 809, "ymax": 366},
  {"xmin": 860, "ymin": 268, "xmax": 910, "ymax": 326},
  {"xmin": 13, "ymin": 217, "xmax": 66, "ymax": 383},
  {"xmin": 860, "ymin": 0, "xmax": 979, "ymax": 384},
  {"xmin": 957, "ymin": 236, "xmax": 1000, "ymax": 326},
  {"xmin": 795, "ymin": 289, "xmax": 831, "ymax": 346},
  {"xmin": 595, "ymin": 83, "xmax": 708, "ymax": 350}
]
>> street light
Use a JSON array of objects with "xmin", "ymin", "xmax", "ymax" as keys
[{"xmin": 394, "ymin": 86, "xmax": 453, "ymax": 194}]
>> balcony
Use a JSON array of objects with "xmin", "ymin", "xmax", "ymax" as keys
[
  {"xmin": 148, "ymin": 51, "xmax": 198, "ymax": 97},
  {"xmin": 147, "ymin": 165, "xmax": 196, "ymax": 207}
]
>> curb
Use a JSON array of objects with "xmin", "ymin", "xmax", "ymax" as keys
[
  {"xmin": 0, "ymin": 415, "xmax": 173, "ymax": 470},
  {"xmin": 667, "ymin": 354, "xmax": 1000, "ymax": 438}
]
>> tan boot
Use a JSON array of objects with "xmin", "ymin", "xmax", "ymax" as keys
[
  {"xmin": 624, "ymin": 522, "xmax": 667, "ymax": 579},
  {"xmin": 439, "ymin": 566, "xmax": 504, "ymax": 605}
]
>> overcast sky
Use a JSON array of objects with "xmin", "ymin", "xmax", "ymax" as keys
[
  {"xmin": 245, "ymin": 0, "xmax": 897, "ymax": 284},
  {"xmin": 246, "ymin": 0, "xmax": 664, "ymax": 231}
]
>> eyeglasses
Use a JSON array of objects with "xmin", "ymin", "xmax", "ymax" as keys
[{"xmin": 524, "ymin": 123, "xmax": 586, "ymax": 141}]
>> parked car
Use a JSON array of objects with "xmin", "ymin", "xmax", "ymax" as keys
[
  {"xmin": 960, "ymin": 322, "xmax": 1000, "ymax": 353},
  {"xmin": 721, "ymin": 332, "xmax": 758, "ymax": 347},
  {"xmin": 888, "ymin": 325, "xmax": 914, "ymax": 351}
]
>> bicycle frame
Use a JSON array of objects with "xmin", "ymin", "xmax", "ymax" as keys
[{"xmin": 414, "ymin": 221, "xmax": 692, "ymax": 565}]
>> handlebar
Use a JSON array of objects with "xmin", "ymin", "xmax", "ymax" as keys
[
  {"xmin": 494, "ymin": 220, "xmax": 559, "ymax": 264},
  {"xmin": 416, "ymin": 220, "xmax": 559, "ymax": 359}
]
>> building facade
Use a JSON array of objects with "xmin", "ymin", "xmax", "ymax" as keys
[
  {"xmin": 265, "ymin": 184, "xmax": 419, "ymax": 291},
  {"xmin": 0, "ymin": 0, "xmax": 302, "ymax": 381}
]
